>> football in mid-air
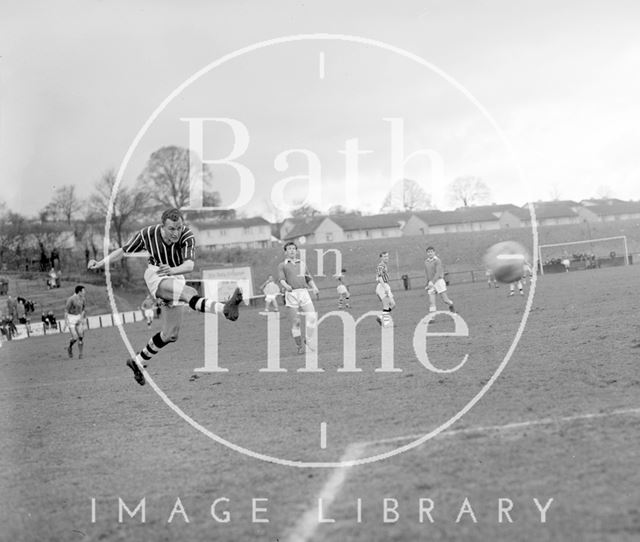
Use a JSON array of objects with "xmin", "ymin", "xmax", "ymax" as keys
[{"xmin": 484, "ymin": 241, "xmax": 529, "ymax": 283}]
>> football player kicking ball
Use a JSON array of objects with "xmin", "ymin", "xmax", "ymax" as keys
[
  {"xmin": 88, "ymin": 208, "xmax": 243, "ymax": 386},
  {"xmin": 424, "ymin": 246, "xmax": 455, "ymax": 313},
  {"xmin": 375, "ymin": 251, "xmax": 395, "ymax": 327},
  {"xmin": 65, "ymin": 285, "xmax": 87, "ymax": 359},
  {"xmin": 277, "ymin": 242, "xmax": 320, "ymax": 354}
]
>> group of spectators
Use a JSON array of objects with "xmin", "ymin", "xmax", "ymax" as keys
[
  {"xmin": 36, "ymin": 246, "xmax": 60, "ymax": 272},
  {"xmin": 41, "ymin": 311, "xmax": 58, "ymax": 329},
  {"xmin": 543, "ymin": 252, "xmax": 600, "ymax": 270},
  {"xmin": 574, "ymin": 252, "xmax": 600, "ymax": 269},
  {"xmin": 2, "ymin": 295, "xmax": 35, "ymax": 339},
  {"xmin": 1, "ymin": 293, "xmax": 60, "ymax": 340}
]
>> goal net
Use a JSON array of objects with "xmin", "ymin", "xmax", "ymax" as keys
[{"xmin": 538, "ymin": 235, "xmax": 629, "ymax": 275}]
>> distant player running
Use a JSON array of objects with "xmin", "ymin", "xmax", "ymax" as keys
[
  {"xmin": 375, "ymin": 252, "xmax": 395, "ymax": 327},
  {"xmin": 88, "ymin": 208, "xmax": 243, "ymax": 385},
  {"xmin": 336, "ymin": 270, "xmax": 351, "ymax": 309},
  {"xmin": 140, "ymin": 294, "xmax": 156, "ymax": 326},
  {"xmin": 486, "ymin": 269, "xmax": 499, "ymax": 288},
  {"xmin": 509, "ymin": 260, "xmax": 532, "ymax": 296},
  {"xmin": 424, "ymin": 246, "xmax": 455, "ymax": 312},
  {"xmin": 65, "ymin": 285, "xmax": 87, "ymax": 359},
  {"xmin": 508, "ymin": 280, "xmax": 524, "ymax": 296},
  {"xmin": 260, "ymin": 275, "xmax": 281, "ymax": 312},
  {"xmin": 278, "ymin": 242, "xmax": 319, "ymax": 354}
]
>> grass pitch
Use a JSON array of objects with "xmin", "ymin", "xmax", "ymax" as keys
[{"xmin": 1, "ymin": 265, "xmax": 639, "ymax": 541}]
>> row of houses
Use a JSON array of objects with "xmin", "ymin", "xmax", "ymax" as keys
[
  {"xmin": 5, "ymin": 199, "xmax": 639, "ymax": 258},
  {"xmin": 188, "ymin": 198, "xmax": 640, "ymax": 249}
]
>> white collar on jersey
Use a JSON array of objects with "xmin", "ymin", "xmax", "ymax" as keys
[{"xmin": 285, "ymin": 258, "xmax": 301, "ymax": 264}]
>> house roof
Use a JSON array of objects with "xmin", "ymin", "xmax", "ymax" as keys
[
  {"xmin": 190, "ymin": 216, "xmax": 270, "ymax": 230},
  {"xmin": 529, "ymin": 200, "xmax": 580, "ymax": 208},
  {"xmin": 409, "ymin": 210, "xmax": 446, "ymax": 221},
  {"xmin": 283, "ymin": 212, "xmax": 414, "ymax": 238},
  {"xmin": 283, "ymin": 216, "xmax": 329, "ymax": 240},
  {"xmin": 580, "ymin": 198, "xmax": 626, "ymax": 206},
  {"xmin": 531, "ymin": 204, "xmax": 579, "ymax": 220},
  {"xmin": 456, "ymin": 204, "xmax": 530, "ymax": 220},
  {"xmin": 414, "ymin": 208, "xmax": 500, "ymax": 226},
  {"xmin": 583, "ymin": 201, "xmax": 640, "ymax": 216},
  {"xmin": 331, "ymin": 212, "xmax": 412, "ymax": 232}
]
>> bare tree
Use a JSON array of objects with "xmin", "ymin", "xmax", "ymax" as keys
[
  {"xmin": 447, "ymin": 176, "xmax": 491, "ymax": 208},
  {"xmin": 38, "ymin": 202, "xmax": 59, "ymax": 223},
  {"xmin": 327, "ymin": 205, "xmax": 362, "ymax": 216},
  {"xmin": 0, "ymin": 206, "xmax": 27, "ymax": 269},
  {"xmin": 549, "ymin": 184, "xmax": 562, "ymax": 201},
  {"xmin": 90, "ymin": 169, "xmax": 146, "ymax": 247},
  {"xmin": 290, "ymin": 203, "xmax": 322, "ymax": 218},
  {"xmin": 51, "ymin": 185, "xmax": 84, "ymax": 224},
  {"xmin": 381, "ymin": 178, "xmax": 433, "ymax": 212},
  {"xmin": 137, "ymin": 146, "xmax": 221, "ymax": 209},
  {"xmin": 595, "ymin": 185, "xmax": 614, "ymax": 199},
  {"xmin": 89, "ymin": 170, "xmax": 147, "ymax": 280}
]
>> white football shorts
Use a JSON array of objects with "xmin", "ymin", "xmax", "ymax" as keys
[
  {"xmin": 66, "ymin": 313, "xmax": 83, "ymax": 327},
  {"xmin": 337, "ymin": 284, "xmax": 349, "ymax": 296},
  {"xmin": 144, "ymin": 265, "xmax": 186, "ymax": 305},
  {"xmin": 285, "ymin": 288, "xmax": 313, "ymax": 309},
  {"xmin": 426, "ymin": 278, "xmax": 447, "ymax": 295},
  {"xmin": 375, "ymin": 283, "xmax": 394, "ymax": 301}
]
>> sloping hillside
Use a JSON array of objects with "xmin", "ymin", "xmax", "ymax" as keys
[
  {"xmin": 11, "ymin": 219, "xmax": 632, "ymax": 304},
  {"xmin": 194, "ymin": 219, "xmax": 640, "ymax": 291}
]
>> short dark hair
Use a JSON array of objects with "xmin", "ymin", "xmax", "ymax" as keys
[
  {"xmin": 284, "ymin": 242, "xmax": 297, "ymax": 251},
  {"xmin": 161, "ymin": 208, "xmax": 184, "ymax": 224},
  {"xmin": 75, "ymin": 285, "xmax": 85, "ymax": 294},
  {"xmin": 379, "ymin": 251, "xmax": 388, "ymax": 258},
  {"xmin": 426, "ymin": 246, "xmax": 435, "ymax": 252}
]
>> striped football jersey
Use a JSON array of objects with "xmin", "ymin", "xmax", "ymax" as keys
[
  {"xmin": 376, "ymin": 261, "xmax": 390, "ymax": 283},
  {"xmin": 122, "ymin": 224, "xmax": 195, "ymax": 267}
]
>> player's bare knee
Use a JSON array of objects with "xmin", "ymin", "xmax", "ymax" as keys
[
  {"xmin": 305, "ymin": 312, "xmax": 317, "ymax": 328},
  {"xmin": 181, "ymin": 284, "xmax": 197, "ymax": 300}
]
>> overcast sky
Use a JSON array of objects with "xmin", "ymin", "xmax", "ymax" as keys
[{"xmin": 2, "ymin": 0, "xmax": 639, "ymax": 219}]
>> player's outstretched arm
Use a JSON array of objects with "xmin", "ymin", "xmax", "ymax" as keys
[{"xmin": 87, "ymin": 248, "xmax": 125, "ymax": 270}]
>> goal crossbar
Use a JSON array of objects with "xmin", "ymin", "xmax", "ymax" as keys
[{"xmin": 538, "ymin": 235, "xmax": 627, "ymax": 249}]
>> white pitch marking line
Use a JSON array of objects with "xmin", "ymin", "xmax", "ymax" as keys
[
  {"xmin": 320, "ymin": 422, "xmax": 327, "ymax": 449},
  {"xmin": 318, "ymin": 51, "xmax": 325, "ymax": 79},
  {"xmin": 362, "ymin": 406, "xmax": 640, "ymax": 447},
  {"xmin": 284, "ymin": 407, "xmax": 640, "ymax": 542},
  {"xmin": 285, "ymin": 443, "xmax": 365, "ymax": 542}
]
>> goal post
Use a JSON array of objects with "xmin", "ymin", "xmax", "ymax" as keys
[{"xmin": 538, "ymin": 235, "xmax": 629, "ymax": 275}]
